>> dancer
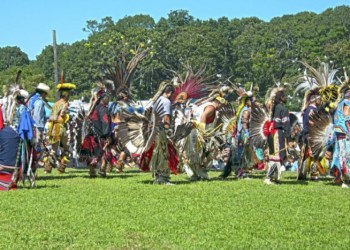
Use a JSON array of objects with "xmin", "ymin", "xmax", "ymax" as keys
[
  {"xmin": 264, "ymin": 88, "xmax": 291, "ymax": 184},
  {"xmin": 81, "ymin": 89, "xmax": 111, "ymax": 177},
  {"xmin": 299, "ymin": 92, "xmax": 322, "ymax": 180},
  {"xmin": 331, "ymin": 79, "xmax": 350, "ymax": 188},
  {"xmin": 46, "ymin": 83, "xmax": 75, "ymax": 173}
]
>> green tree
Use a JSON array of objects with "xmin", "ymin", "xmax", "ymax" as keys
[{"xmin": 0, "ymin": 46, "xmax": 29, "ymax": 71}]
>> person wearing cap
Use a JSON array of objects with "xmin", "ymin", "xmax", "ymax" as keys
[
  {"xmin": 298, "ymin": 94, "xmax": 322, "ymax": 180},
  {"xmin": 28, "ymin": 83, "xmax": 50, "ymax": 147}
]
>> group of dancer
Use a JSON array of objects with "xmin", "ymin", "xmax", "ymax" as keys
[{"xmin": 1, "ymin": 61, "xmax": 350, "ymax": 190}]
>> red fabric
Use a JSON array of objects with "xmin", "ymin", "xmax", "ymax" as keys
[
  {"xmin": 342, "ymin": 166, "xmax": 347, "ymax": 175},
  {"xmin": 206, "ymin": 113, "xmax": 216, "ymax": 124},
  {"xmin": 89, "ymin": 109, "xmax": 98, "ymax": 120},
  {"xmin": 305, "ymin": 148, "xmax": 311, "ymax": 158},
  {"xmin": 0, "ymin": 105, "xmax": 4, "ymax": 130},
  {"xmin": 263, "ymin": 120, "xmax": 276, "ymax": 136},
  {"xmin": 256, "ymin": 162, "xmax": 265, "ymax": 170},
  {"xmin": 140, "ymin": 144, "xmax": 154, "ymax": 172},
  {"xmin": 167, "ymin": 143, "xmax": 178, "ymax": 175},
  {"xmin": 131, "ymin": 153, "xmax": 140, "ymax": 158},
  {"xmin": 139, "ymin": 143, "xmax": 178, "ymax": 174},
  {"xmin": 0, "ymin": 171, "xmax": 17, "ymax": 191},
  {"xmin": 81, "ymin": 135, "xmax": 98, "ymax": 154}
]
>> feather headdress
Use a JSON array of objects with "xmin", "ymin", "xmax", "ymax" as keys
[
  {"xmin": 338, "ymin": 67, "xmax": 350, "ymax": 97},
  {"xmin": 295, "ymin": 61, "xmax": 338, "ymax": 93},
  {"xmin": 194, "ymin": 81, "xmax": 235, "ymax": 106},
  {"xmin": 295, "ymin": 61, "xmax": 340, "ymax": 110},
  {"xmin": 171, "ymin": 67, "xmax": 211, "ymax": 104},
  {"xmin": 4, "ymin": 70, "xmax": 26, "ymax": 124},
  {"xmin": 265, "ymin": 86, "xmax": 285, "ymax": 114},
  {"xmin": 87, "ymin": 80, "xmax": 115, "ymax": 116},
  {"xmin": 235, "ymin": 83, "xmax": 254, "ymax": 120}
]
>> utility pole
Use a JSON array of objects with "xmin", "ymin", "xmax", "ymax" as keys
[{"xmin": 53, "ymin": 30, "xmax": 59, "ymax": 100}]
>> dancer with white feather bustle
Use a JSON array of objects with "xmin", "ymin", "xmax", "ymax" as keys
[
  {"xmin": 120, "ymin": 83, "xmax": 178, "ymax": 184},
  {"xmin": 299, "ymin": 91, "xmax": 322, "ymax": 180},
  {"xmin": 220, "ymin": 83, "xmax": 263, "ymax": 179},
  {"xmin": 118, "ymin": 81, "xmax": 194, "ymax": 184},
  {"xmin": 188, "ymin": 95, "xmax": 227, "ymax": 180},
  {"xmin": 294, "ymin": 61, "xmax": 340, "ymax": 180},
  {"xmin": 168, "ymin": 68, "xmax": 217, "ymax": 180},
  {"xmin": 109, "ymin": 88, "xmax": 144, "ymax": 174}
]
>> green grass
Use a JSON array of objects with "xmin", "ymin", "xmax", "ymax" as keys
[{"xmin": 1, "ymin": 168, "xmax": 349, "ymax": 250}]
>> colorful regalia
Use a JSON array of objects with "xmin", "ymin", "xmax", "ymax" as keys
[
  {"xmin": 330, "ymin": 76, "xmax": 350, "ymax": 188},
  {"xmin": 169, "ymin": 69, "xmax": 218, "ymax": 180},
  {"xmin": 8, "ymin": 81, "xmax": 38, "ymax": 186},
  {"xmin": 0, "ymin": 126, "xmax": 20, "ymax": 190},
  {"xmin": 45, "ymin": 81, "xmax": 75, "ymax": 173},
  {"xmin": 81, "ymin": 89, "xmax": 111, "ymax": 177},
  {"xmin": 294, "ymin": 61, "xmax": 340, "ymax": 180},
  {"xmin": 108, "ymin": 88, "xmax": 144, "ymax": 173},
  {"xmin": 118, "ymin": 82, "xmax": 193, "ymax": 184}
]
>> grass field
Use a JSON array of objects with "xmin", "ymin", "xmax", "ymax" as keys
[{"xmin": 1, "ymin": 168, "xmax": 350, "ymax": 250}]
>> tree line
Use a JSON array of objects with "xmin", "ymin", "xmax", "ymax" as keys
[{"xmin": 0, "ymin": 6, "xmax": 349, "ymax": 109}]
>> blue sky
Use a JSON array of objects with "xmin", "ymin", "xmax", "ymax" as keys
[{"xmin": 1, "ymin": 0, "xmax": 349, "ymax": 60}]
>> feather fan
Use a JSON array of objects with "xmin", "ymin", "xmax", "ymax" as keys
[
  {"xmin": 118, "ymin": 101, "xmax": 166, "ymax": 154},
  {"xmin": 249, "ymin": 102, "xmax": 270, "ymax": 147},
  {"xmin": 171, "ymin": 109, "xmax": 194, "ymax": 142},
  {"xmin": 308, "ymin": 110, "xmax": 334, "ymax": 159},
  {"xmin": 218, "ymin": 103, "xmax": 236, "ymax": 133}
]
